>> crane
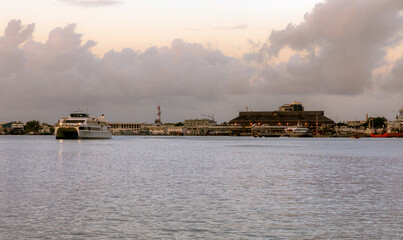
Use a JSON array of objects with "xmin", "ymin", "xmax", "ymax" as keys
[{"xmin": 200, "ymin": 113, "xmax": 215, "ymax": 121}]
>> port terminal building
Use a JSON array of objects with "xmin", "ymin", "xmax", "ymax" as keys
[
  {"xmin": 229, "ymin": 101, "xmax": 334, "ymax": 134},
  {"xmin": 183, "ymin": 119, "xmax": 217, "ymax": 135},
  {"xmin": 109, "ymin": 122, "xmax": 145, "ymax": 135}
]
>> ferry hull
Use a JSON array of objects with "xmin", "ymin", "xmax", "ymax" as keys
[
  {"xmin": 370, "ymin": 133, "xmax": 403, "ymax": 138},
  {"xmin": 78, "ymin": 130, "xmax": 112, "ymax": 139},
  {"xmin": 56, "ymin": 127, "xmax": 111, "ymax": 139},
  {"xmin": 55, "ymin": 127, "xmax": 79, "ymax": 139}
]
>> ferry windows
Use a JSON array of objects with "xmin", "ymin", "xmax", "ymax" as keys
[
  {"xmin": 65, "ymin": 120, "xmax": 85, "ymax": 123},
  {"xmin": 70, "ymin": 113, "xmax": 89, "ymax": 118}
]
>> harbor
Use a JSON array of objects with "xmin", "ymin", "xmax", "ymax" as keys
[
  {"xmin": 1, "ymin": 101, "xmax": 402, "ymax": 138},
  {"xmin": 1, "ymin": 0, "xmax": 403, "ymax": 239}
]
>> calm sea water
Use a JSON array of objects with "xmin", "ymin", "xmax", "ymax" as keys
[{"xmin": 0, "ymin": 135, "xmax": 402, "ymax": 239}]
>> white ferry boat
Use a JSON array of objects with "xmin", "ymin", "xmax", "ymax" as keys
[
  {"xmin": 285, "ymin": 126, "xmax": 313, "ymax": 137},
  {"xmin": 55, "ymin": 111, "xmax": 112, "ymax": 139}
]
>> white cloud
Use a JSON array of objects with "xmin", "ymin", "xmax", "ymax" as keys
[
  {"xmin": 213, "ymin": 24, "xmax": 248, "ymax": 31},
  {"xmin": 59, "ymin": 0, "xmax": 123, "ymax": 7}
]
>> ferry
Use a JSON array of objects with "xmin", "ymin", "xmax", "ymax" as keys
[
  {"xmin": 55, "ymin": 111, "xmax": 112, "ymax": 139},
  {"xmin": 285, "ymin": 127, "xmax": 313, "ymax": 137}
]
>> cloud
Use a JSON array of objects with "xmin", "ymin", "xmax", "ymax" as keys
[
  {"xmin": 0, "ymin": 19, "xmax": 34, "ymax": 76},
  {"xmin": 59, "ymin": 0, "xmax": 124, "ymax": 7},
  {"xmin": 1, "ymin": 0, "xmax": 403, "ymax": 123},
  {"xmin": 213, "ymin": 24, "xmax": 248, "ymax": 31},
  {"xmin": 0, "ymin": 20, "xmax": 253, "ymax": 122},
  {"xmin": 250, "ymin": 0, "xmax": 403, "ymax": 95},
  {"xmin": 185, "ymin": 24, "xmax": 248, "ymax": 32},
  {"xmin": 382, "ymin": 55, "xmax": 403, "ymax": 92}
]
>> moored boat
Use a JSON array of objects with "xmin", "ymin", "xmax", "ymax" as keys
[
  {"xmin": 370, "ymin": 132, "xmax": 403, "ymax": 138},
  {"xmin": 285, "ymin": 126, "xmax": 313, "ymax": 137},
  {"xmin": 55, "ymin": 111, "xmax": 112, "ymax": 139},
  {"xmin": 370, "ymin": 107, "xmax": 403, "ymax": 138}
]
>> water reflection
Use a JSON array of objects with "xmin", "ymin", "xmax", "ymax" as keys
[
  {"xmin": 0, "ymin": 136, "xmax": 401, "ymax": 239},
  {"xmin": 58, "ymin": 140, "xmax": 64, "ymax": 161}
]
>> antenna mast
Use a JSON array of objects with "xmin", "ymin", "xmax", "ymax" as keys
[{"xmin": 155, "ymin": 105, "xmax": 162, "ymax": 125}]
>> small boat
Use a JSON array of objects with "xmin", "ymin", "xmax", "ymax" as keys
[
  {"xmin": 55, "ymin": 111, "xmax": 112, "ymax": 139},
  {"xmin": 285, "ymin": 127, "xmax": 313, "ymax": 137}
]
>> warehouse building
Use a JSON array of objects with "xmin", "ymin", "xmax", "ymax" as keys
[{"xmin": 229, "ymin": 101, "xmax": 334, "ymax": 130}]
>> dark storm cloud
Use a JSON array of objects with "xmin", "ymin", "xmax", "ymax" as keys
[
  {"xmin": 59, "ymin": 0, "xmax": 124, "ymax": 7},
  {"xmin": 1, "ymin": 0, "xmax": 403, "ymax": 123}
]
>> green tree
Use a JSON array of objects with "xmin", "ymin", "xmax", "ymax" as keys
[
  {"xmin": 25, "ymin": 120, "xmax": 41, "ymax": 134},
  {"xmin": 363, "ymin": 117, "xmax": 387, "ymax": 129},
  {"xmin": 49, "ymin": 125, "xmax": 55, "ymax": 135}
]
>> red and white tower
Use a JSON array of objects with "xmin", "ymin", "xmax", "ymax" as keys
[{"xmin": 155, "ymin": 105, "xmax": 161, "ymax": 125}]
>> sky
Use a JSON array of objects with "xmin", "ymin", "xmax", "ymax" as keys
[
  {"xmin": 0, "ymin": 0, "xmax": 323, "ymax": 58},
  {"xmin": 0, "ymin": 0, "xmax": 403, "ymax": 124}
]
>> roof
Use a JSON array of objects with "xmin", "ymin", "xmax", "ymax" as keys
[
  {"xmin": 1, "ymin": 122, "xmax": 17, "ymax": 128},
  {"xmin": 229, "ymin": 111, "xmax": 334, "ymax": 125}
]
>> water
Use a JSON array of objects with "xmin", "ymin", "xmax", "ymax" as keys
[{"xmin": 0, "ymin": 136, "xmax": 402, "ymax": 239}]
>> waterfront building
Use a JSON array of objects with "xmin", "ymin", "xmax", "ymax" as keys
[
  {"xmin": 183, "ymin": 119, "xmax": 217, "ymax": 135},
  {"xmin": 109, "ymin": 122, "xmax": 145, "ymax": 135},
  {"xmin": 166, "ymin": 126, "xmax": 184, "ymax": 135},
  {"xmin": 1, "ymin": 121, "xmax": 18, "ymax": 129},
  {"xmin": 278, "ymin": 101, "xmax": 304, "ymax": 111},
  {"xmin": 184, "ymin": 119, "xmax": 217, "ymax": 127},
  {"xmin": 346, "ymin": 120, "xmax": 366, "ymax": 130},
  {"xmin": 147, "ymin": 125, "xmax": 166, "ymax": 135},
  {"xmin": 229, "ymin": 101, "xmax": 334, "ymax": 134},
  {"xmin": 39, "ymin": 124, "xmax": 52, "ymax": 135},
  {"xmin": 388, "ymin": 106, "xmax": 403, "ymax": 132},
  {"xmin": 10, "ymin": 121, "xmax": 25, "ymax": 135}
]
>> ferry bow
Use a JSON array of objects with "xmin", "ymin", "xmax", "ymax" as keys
[{"xmin": 55, "ymin": 111, "xmax": 112, "ymax": 139}]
